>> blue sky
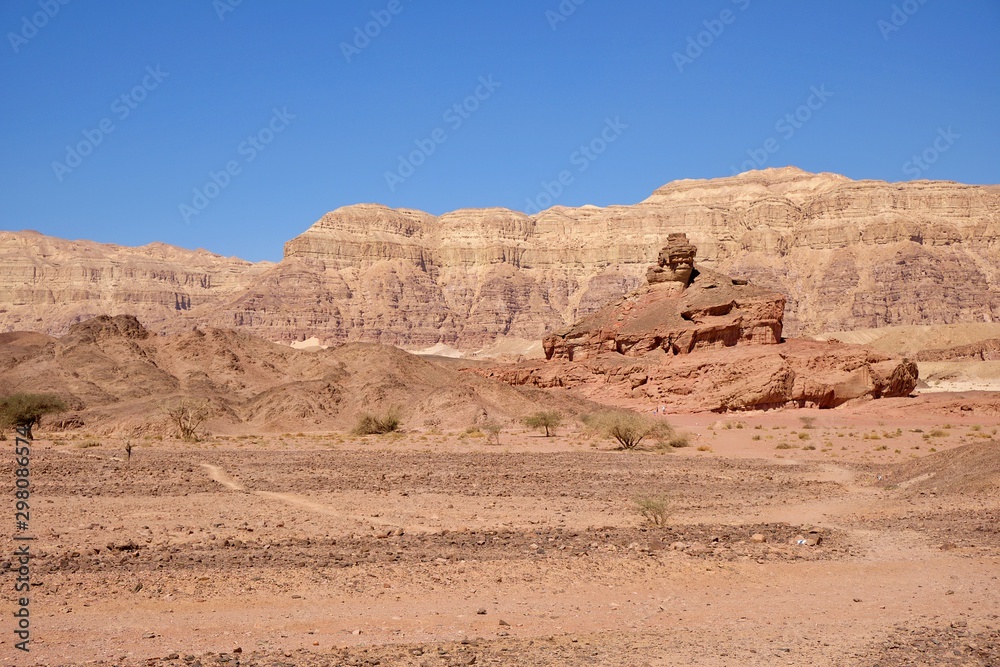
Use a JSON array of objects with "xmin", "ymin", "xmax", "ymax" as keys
[{"xmin": 2, "ymin": 0, "xmax": 998, "ymax": 261}]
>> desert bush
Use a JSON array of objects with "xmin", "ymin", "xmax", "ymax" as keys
[
  {"xmin": 586, "ymin": 410, "xmax": 665, "ymax": 450},
  {"xmin": 634, "ymin": 494, "xmax": 671, "ymax": 527},
  {"xmin": 160, "ymin": 398, "xmax": 211, "ymax": 442},
  {"xmin": 799, "ymin": 416, "xmax": 816, "ymax": 430},
  {"xmin": 352, "ymin": 407, "xmax": 402, "ymax": 435},
  {"xmin": 798, "ymin": 432, "xmax": 811, "ymax": 441},
  {"xmin": 667, "ymin": 433, "xmax": 690, "ymax": 448},
  {"xmin": 481, "ymin": 420, "xmax": 504, "ymax": 445},
  {"xmin": 0, "ymin": 392, "xmax": 67, "ymax": 440},
  {"xmin": 524, "ymin": 411, "xmax": 563, "ymax": 437}
]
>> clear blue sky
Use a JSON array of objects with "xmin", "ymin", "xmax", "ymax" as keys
[{"xmin": 2, "ymin": 0, "xmax": 998, "ymax": 261}]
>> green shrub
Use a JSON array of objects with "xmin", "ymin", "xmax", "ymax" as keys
[
  {"xmin": 586, "ymin": 410, "xmax": 666, "ymax": 450},
  {"xmin": 524, "ymin": 411, "xmax": 563, "ymax": 437},
  {"xmin": 0, "ymin": 392, "xmax": 67, "ymax": 440},
  {"xmin": 481, "ymin": 420, "xmax": 504, "ymax": 445},
  {"xmin": 634, "ymin": 495, "xmax": 671, "ymax": 527}
]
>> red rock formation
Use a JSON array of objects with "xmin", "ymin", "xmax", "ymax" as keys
[
  {"xmin": 543, "ymin": 235, "xmax": 785, "ymax": 361},
  {"xmin": 476, "ymin": 236, "xmax": 919, "ymax": 412}
]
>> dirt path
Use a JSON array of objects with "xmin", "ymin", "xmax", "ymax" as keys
[{"xmin": 201, "ymin": 462, "xmax": 434, "ymax": 533}]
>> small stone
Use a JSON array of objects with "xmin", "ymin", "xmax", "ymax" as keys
[
  {"xmin": 750, "ymin": 533, "xmax": 766, "ymax": 543},
  {"xmin": 476, "ymin": 608, "xmax": 487, "ymax": 615},
  {"xmin": 498, "ymin": 619, "xmax": 510, "ymax": 626},
  {"xmin": 142, "ymin": 632, "xmax": 156, "ymax": 639}
]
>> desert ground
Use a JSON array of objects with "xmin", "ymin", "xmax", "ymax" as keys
[{"xmin": 7, "ymin": 393, "xmax": 999, "ymax": 667}]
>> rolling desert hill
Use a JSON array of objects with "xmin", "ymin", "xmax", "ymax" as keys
[
  {"xmin": 3, "ymin": 167, "xmax": 999, "ymax": 350},
  {"xmin": 0, "ymin": 314, "xmax": 597, "ymax": 435}
]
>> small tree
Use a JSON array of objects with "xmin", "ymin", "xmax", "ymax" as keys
[
  {"xmin": 160, "ymin": 398, "xmax": 211, "ymax": 442},
  {"xmin": 481, "ymin": 419, "xmax": 504, "ymax": 445},
  {"xmin": 0, "ymin": 393, "xmax": 67, "ymax": 440},
  {"xmin": 590, "ymin": 410, "xmax": 669, "ymax": 450},
  {"xmin": 524, "ymin": 411, "xmax": 562, "ymax": 437}
]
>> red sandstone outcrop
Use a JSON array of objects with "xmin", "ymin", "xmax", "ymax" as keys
[
  {"xmin": 473, "ymin": 238, "xmax": 918, "ymax": 411},
  {"xmin": 477, "ymin": 340, "xmax": 919, "ymax": 412},
  {"xmin": 3, "ymin": 168, "xmax": 998, "ymax": 348},
  {"xmin": 543, "ymin": 234, "xmax": 784, "ymax": 361}
]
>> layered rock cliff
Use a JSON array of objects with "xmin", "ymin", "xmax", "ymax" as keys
[{"xmin": 3, "ymin": 167, "xmax": 999, "ymax": 348}]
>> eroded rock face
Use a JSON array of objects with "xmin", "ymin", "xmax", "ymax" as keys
[
  {"xmin": 3, "ymin": 168, "xmax": 998, "ymax": 348},
  {"xmin": 646, "ymin": 233, "xmax": 697, "ymax": 285},
  {"xmin": 477, "ymin": 236, "xmax": 918, "ymax": 412},
  {"xmin": 474, "ymin": 340, "xmax": 919, "ymax": 412},
  {"xmin": 544, "ymin": 235, "xmax": 784, "ymax": 361}
]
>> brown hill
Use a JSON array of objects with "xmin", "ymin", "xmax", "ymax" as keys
[
  {"xmin": 3, "ymin": 167, "xmax": 999, "ymax": 348},
  {"xmin": 0, "ymin": 315, "xmax": 595, "ymax": 436},
  {"xmin": 889, "ymin": 441, "xmax": 1000, "ymax": 496}
]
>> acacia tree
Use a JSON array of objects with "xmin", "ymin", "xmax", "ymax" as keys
[
  {"xmin": 481, "ymin": 419, "xmax": 504, "ymax": 445},
  {"xmin": 590, "ymin": 410, "xmax": 669, "ymax": 450},
  {"xmin": 0, "ymin": 393, "xmax": 67, "ymax": 440},
  {"xmin": 160, "ymin": 398, "xmax": 211, "ymax": 441},
  {"xmin": 524, "ymin": 411, "xmax": 563, "ymax": 437}
]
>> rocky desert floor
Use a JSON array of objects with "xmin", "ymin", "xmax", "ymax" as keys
[{"xmin": 5, "ymin": 395, "xmax": 1000, "ymax": 667}]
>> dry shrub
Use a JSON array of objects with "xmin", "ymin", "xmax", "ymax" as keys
[
  {"xmin": 353, "ymin": 407, "xmax": 402, "ymax": 435},
  {"xmin": 634, "ymin": 495, "xmax": 671, "ymax": 526}
]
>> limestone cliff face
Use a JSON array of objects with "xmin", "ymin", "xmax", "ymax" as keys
[{"xmin": 3, "ymin": 167, "xmax": 999, "ymax": 347}]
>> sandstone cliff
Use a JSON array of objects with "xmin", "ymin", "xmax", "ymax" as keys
[{"xmin": 3, "ymin": 167, "xmax": 998, "ymax": 348}]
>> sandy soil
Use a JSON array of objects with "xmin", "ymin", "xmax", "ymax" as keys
[{"xmin": 4, "ymin": 397, "xmax": 1000, "ymax": 666}]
